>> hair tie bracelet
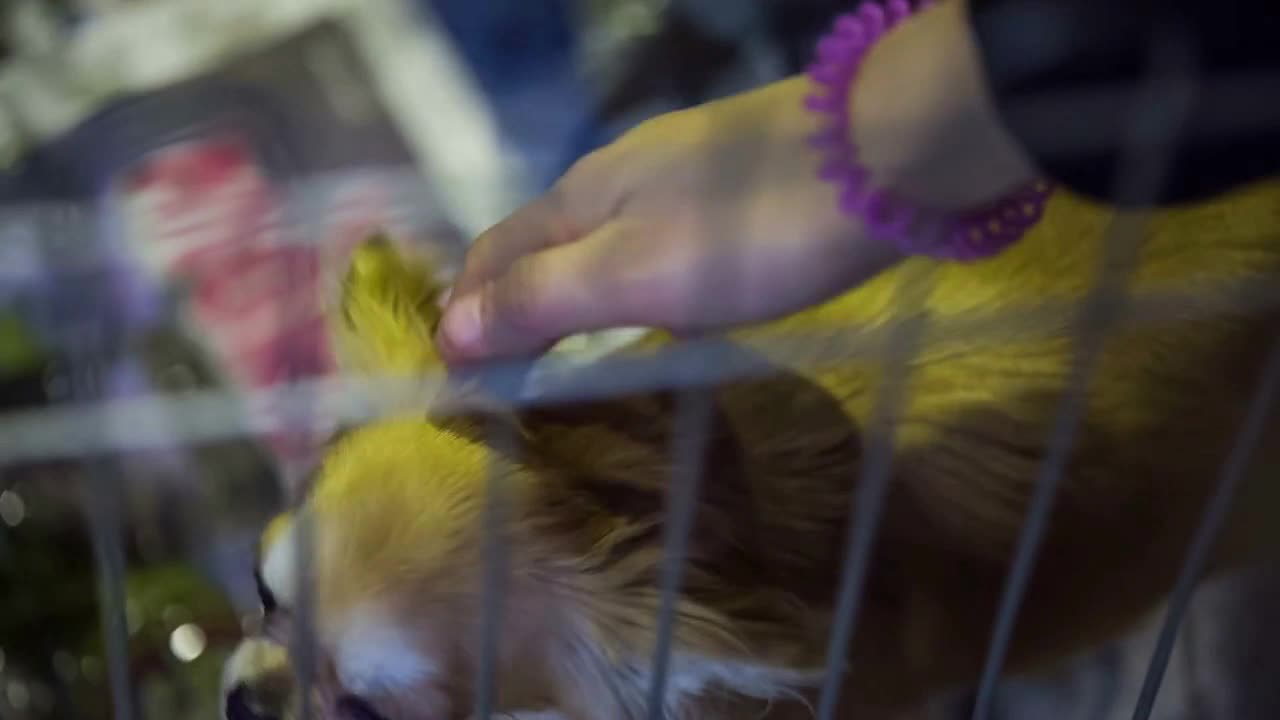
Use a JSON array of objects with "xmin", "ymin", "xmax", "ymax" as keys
[{"xmin": 805, "ymin": 0, "xmax": 1053, "ymax": 261}]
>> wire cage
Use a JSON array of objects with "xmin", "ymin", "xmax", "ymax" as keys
[{"xmin": 1, "ymin": 0, "xmax": 1279, "ymax": 719}]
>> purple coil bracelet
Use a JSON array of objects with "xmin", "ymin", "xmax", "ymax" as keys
[{"xmin": 805, "ymin": 0, "xmax": 1054, "ymax": 261}]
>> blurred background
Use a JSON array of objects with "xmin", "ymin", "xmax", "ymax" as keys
[{"xmin": 0, "ymin": 1, "xmax": 1276, "ymax": 718}]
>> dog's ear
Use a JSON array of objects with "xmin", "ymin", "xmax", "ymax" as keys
[
  {"xmin": 329, "ymin": 230, "xmax": 528, "ymax": 434},
  {"xmin": 331, "ymin": 231, "xmax": 450, "ymax": 377}
]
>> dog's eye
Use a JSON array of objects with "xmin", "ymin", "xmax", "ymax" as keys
[
  {"xmin": 337, "ymin": 695, "xmax": 389, "ymax": 720},
  {"xmin": 253, "ymin": 568, "xmax": 278, "ymax": 614}
]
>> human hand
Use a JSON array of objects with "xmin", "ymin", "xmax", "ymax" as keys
[
  {"xmin": 435, "ymin": 0, "xmax": 1036, "ymax": 365},
  {"xmin": 435, "ymin": 76, "xmax": 904, "ymax": 364}
]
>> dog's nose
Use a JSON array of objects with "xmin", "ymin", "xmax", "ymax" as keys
[{"xmin": 225, "ymin": 683, "xmax": 278, "ymax": 720}]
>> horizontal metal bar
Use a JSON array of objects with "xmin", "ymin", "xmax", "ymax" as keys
[{"xmin": 3, "ymin": 279, "xmax": 1280, "ymax": 464}]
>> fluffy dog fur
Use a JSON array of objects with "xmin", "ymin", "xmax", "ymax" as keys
[{"xmin": 224, "ymin": 180, "xmax": 1280, "ymax": 720}]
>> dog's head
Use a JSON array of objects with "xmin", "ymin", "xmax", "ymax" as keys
[
  {"xmin": 220, "ymin": 236, "xmax": 563, "ymax": 719},
  {"xmin": 222, "ymin": 415, "xmax": 566, "ymax": 720}
]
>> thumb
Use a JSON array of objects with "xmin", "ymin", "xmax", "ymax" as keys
[{"xmin": 436, "ymin": 222, "xmax": 640, "ymax": 364}]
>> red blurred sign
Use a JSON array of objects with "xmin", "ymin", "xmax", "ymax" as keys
[{"xmin": 116, "ymin": 135, "xmax": 398, "ymax": 463}]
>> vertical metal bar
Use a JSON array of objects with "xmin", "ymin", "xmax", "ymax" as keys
[
  {"xmin": 644, "ymin": 390, "xmax": 715, "ymax": 720},
  {"xmin": 967, "ymin": 218, "xmax": 1141, "ymax": 720},
  {"xmin": 969, "ymin": 25, "xmax": 1197, "ymax": 720},
  {"xmin": 81, "ymin": 452, "xmax": 138, "ymax": 720},
  {"xmin": 474, "ymin": 420, "xmax": 519, "ymax": 720},
  {"xmin": 68, "ymin": 357, "xmax": 138, "ymax": 720},
  {"xmin": 281, "ymin": 173, "xmax": 321, "ymax": 720},
  {"xmin": 55, "ymin": 199, "xmax": 138, "ymax": 720},
  {"xmin": 816, "ymin": 263, "xmax": 934, "ymax": 720},
  {"xmin": 291, "ymin": 507, "xmax": 318, "ymax": 720},
  {"xmin": 1178, "ymin": 603, "xmax": 1204, "ymax": 718},
  {"xmin": 1130, "ymin": 338, "xmax": 1280, "ymax": 720}
]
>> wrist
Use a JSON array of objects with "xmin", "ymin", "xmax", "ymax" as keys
[
  {"xmin": 804, "ymin": 0, "xmax": 1052, "ymax": 260},
  {"xmin": 848, "ymin": 0, "xmax": 1038, "ymax": 212}
]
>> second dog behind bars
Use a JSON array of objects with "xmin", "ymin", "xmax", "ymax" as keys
[{"xmin": 223, "ymin": 180, "xmax": 1280, "ymax": 720}]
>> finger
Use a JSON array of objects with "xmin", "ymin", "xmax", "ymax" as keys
[
  {"xmin": 451, "ymin": 146, "xmax": 622, "ymax": 298},
  {"xmin": 436, "ymin": 222, "xmax": 646, "ymax": 364},
  {"xmin": 449, "ymin": 190, "xmax": 579, "ymax": 300}
]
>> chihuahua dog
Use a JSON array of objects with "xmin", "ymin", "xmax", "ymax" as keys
[{"xmin": 223, "ymin": 179, "xmax": 1280, "ymax": 720}]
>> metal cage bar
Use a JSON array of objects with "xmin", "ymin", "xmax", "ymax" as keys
[
  {"xmin": 967, "ymin": 218, "xmax": 1140, "ymax": 720},
  {"xmin": 475, "ymin": 422, "xmax": 520, "ymax": 720},
  {"xmin": 63, "ymin": 201, "xmax": 139, "ymax": 720},
  {"xmin": 1131, "ymin": 338, "xmax": 1280, "ymax": 720},
  {"xmin": 287, "ymin": 176, "xmax": 334, "ymax": 720},
  {"xmin": 969, "ymin": 23, "xmax": 1200, "ymax": 720},
  {"xmin": 7, "ymin": 275, "xmax": 1280, "ymax": 463},
  {"xmin": 291, "ymin": 509, "xmax": 319, "ymax": 720},
  {"xmin": 815, "ymin": 262, "xmax": 935, "ymax": 720},
  {"xmin": 644, "ymin": 390, "xmax": 715, "ymax": 720},
  {"xmin": 82, "ymin": 455, "xmax": 137, "ymax": 720}
]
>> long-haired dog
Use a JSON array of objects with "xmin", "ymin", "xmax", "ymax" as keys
[{"xmin": 222, "ymin": 179, "xmax": 1280, "ymax": 719}]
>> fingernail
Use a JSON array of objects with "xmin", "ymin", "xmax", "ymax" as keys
[{"xmin": 440, "ymin": 293, "xmax": 482, "ymax": 356}]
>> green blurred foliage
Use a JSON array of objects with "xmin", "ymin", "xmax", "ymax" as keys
[{"xmin": 1, "ymin": 485, "xmax": 242, "ymax": 719}]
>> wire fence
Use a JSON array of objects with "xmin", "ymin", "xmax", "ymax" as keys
[{"xmin": 2, "ymin": 1, "xmax": 1280, "ymax": 720}]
